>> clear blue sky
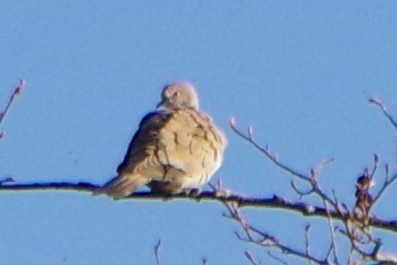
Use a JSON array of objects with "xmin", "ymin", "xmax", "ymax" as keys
[{"xmin": 1, "ymin": 1, "xmax": 397, "ymax": 264}]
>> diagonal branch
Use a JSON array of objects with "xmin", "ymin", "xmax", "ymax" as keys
[
  {"xmin": 370, "ymin": 171, "xmax": 397, "ymax": 212},
  {"xmin": 0, "ymin": 79, "xmax": 25, "ymax": 138},
  {"xmin": 223, "ymin": 201, "xmax": 329, "ymax": 265},
  {"xmin": 229, "ymin": 117, "xmax": 308, "ymax": 181},
  {"xmin": 370, "ymin": 98, "xmax": 397, "ymax": 132},
  {"xmin": 154, "ymin": 239, "xmax": 162, "ymax": 265},
  {"xmin": 245, "ymin": 251, "xmax": 262, "ymax": 265},
  {"xmin": 229, "ymin": 118, "xmax": 339, "ymax": 212}
]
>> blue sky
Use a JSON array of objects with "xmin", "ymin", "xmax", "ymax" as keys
[{"xmin": 1, "ymin": 1, "xmax": 397, "ymax": 264}]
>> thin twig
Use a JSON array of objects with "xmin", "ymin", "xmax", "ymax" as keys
[
  {"xmin": 323, "ymin": 200, "xmax": 339, "ymax": 264},
  {"xmin": 154, "ymin": 239, "xmax": 161, "ymax": 265},
  {"xmin": 245, "ymin": 251, "xmax": 261, "ymax": 265},
  {"xmin": 267, "ymin": 251, "xmax": 289, "ymax": 265},
  {"xmin": 347, "ymin": 243, "xmax": 355, "ymax": 265},
  {"xmin": 229, "ymin": 118, "xmax": 309, "ymax": 181},
  {"xmin": 0, "ymin": 79, "xmax": 25, "ymax": 138},
  {"xmin": 304, "ymin": 225, "xmax": 315, "ymax": 265},
  {"xmin": 370, "ymin": 98, "xmax": 397, "ymax": 132},
  {"xmin": 368, "ymin": 154, "xmax": 379, "ymax": 179},
  {"xmin": 369, "ymin": 172, "xmax": 397, "ymax": 212},
  {"xmin": 230, "ymin": 119, "xmax": 339, "ymax": 212},
  {"xmin": 223, "ymin": 201, "xmax": 328, "ymax": 265},
  {"xmin": 338, "ymin": 218, "xmax": 379, "ymax": 262},
  {"xmin": 290, "ymin": 180, "xmax": 313, "ymax": 197}
]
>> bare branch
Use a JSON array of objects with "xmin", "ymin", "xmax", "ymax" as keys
[
  {"xmin": 290, "ymin": 180, "xmax": 313, "ymax": 197},
  {"xmin": 304, "ymin": 225, "xmax": 316, "ymax": 265},
  {"xmin": 1, "ymin": 181, "xmax": 397, "ymax": 233},
  {"xmin": 368, "ymin": 153, "xmax": 380, "ymax": 179},
  {"xmin": 370, "ymin": 98, "xmax": 397, "ymax": 132},
  {"xmin": 230, "ymin": 119, "xmax": 340, "ymax": 211},
  {"xmin": 267, "ymin": 251, "xmax": 290, "ymax": 265},
  {"xmin": 370, "ymin": 171, "xmax": 397, "ymax": 212},
  {"xmin": 322, "ymin": 200, "xmax": 339, "ymax": 264},
  {"xmin": 221, "ymin": 200, "xmax": 330, "ymax": 265},
  {"xmin": 229, "ymin": 118, "xmax": 309, "ymax": 181},
  {"xmin": 0, "ymin": 181, "xmax": 99, "ymax": 193},
  {"xmin": 228, "ymin": 107, "xmax": 397, "ymax": 264},
  {"xmin": 245, "ymin": 251, "xmax": 261, "ymax": 265},
  {"xmin": 154, "ymin": 239, "xmax": 162, "ymax": 265},
  {"xmin": 0, "ymin": 79, "xmax": 25, "ymax": 138}
]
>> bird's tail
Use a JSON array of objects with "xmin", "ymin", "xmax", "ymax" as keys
[{"xmin": 94, "ymin": 175, "xmax": 148, "ymax": 199}]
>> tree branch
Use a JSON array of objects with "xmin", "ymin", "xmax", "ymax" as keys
[
  {"xmin": 154, "ymin": 239, "xmax": 162, "ymax": 265},
  {"xmin": 0, "ymin": 79, "xmax": 25, "ymax": 138},
  {"xmin": 224, "ymin": 201, "xmax": 329, "ymax": 265},
  {"xmin": 229, "ymin": 117, "xmax": 308, "ymax": 181},
  {"xmin": 370, "ymin": 98, "xmax": 397, "ymax": 132},
  {"xmin": 229, "ymin": 118, "xmax": 339, "ymax": 212},
  {"xmin": 1, "ymin": 181, "xmax": 396, "ymax": 233}
]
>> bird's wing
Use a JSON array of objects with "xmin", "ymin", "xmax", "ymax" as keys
[
  {"xmin": 98, "ymin": 108, "xmax": 226, "ymax": 198},
  {"xmin": 96, "ymin": 111, "xmax": 173, "ymax": 198},
  {"xmin": 117, "ymin": 111, "xmax": 173, "ymax": 177}
]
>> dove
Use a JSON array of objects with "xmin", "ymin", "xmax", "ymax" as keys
[{"xmin": 96, "ymin": 82, "xmax": 226, "ymax": 198}]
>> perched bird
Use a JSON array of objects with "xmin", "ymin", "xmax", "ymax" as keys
[{"xmin": 96, "ymin": 82, "xmax": 226, "ymax": 198}]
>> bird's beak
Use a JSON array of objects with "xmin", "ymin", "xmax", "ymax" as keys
[{"xmin": 156, "ymin": 100, "xmax": 165, "ymax": 110}]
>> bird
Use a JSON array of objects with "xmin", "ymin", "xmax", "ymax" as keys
[{"xmin": 95, "ymin": 82, "xmax": 226, "ymax": 198}]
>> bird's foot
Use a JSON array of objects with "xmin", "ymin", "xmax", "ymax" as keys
[{"xmin": 184, "ymin": 188, "xmax": 202, "ymax": 201}]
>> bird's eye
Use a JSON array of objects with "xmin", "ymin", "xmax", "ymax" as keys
[{"xmin": 172, "ymin": 91, "xmax": 179, "ymax": 97}]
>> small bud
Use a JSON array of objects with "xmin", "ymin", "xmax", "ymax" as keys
[
  {"xmin": 369, "ymin": 97, "xmax": 386, "ymax": 111},
  {"xmin": 369, "ymin": 178, "xmax": 376, "ymax": 188},
  {"xmin": 15, "ymin": 79, "xmax": 26, "ymax": 96},
  {"xmin": 215, "ymin": 189, "xmax": 231, "ymax": 198},
  {"xmin": 247, "ymin": 126, "xmax": 253, "ymax": 138},
  {"xmin": 244, "ymin": 251, "xmax": 256, "ymax": 263},
  {"xmin": 0, "ymin": 177, "xmax": 14, "ymax": 185},
  {"xmin": 305, "ymin": 205, "xmax": 315, "ymax": 213},
  {"xmin": 229, "ymin": 116, "xmax": 236, "ymax": 127},
  {"xmin": 369, "ymin": 98, "xmax": 380, "ymax": 104},
  {"xmin": 217, "ymin": 178, "xmax": 222, "ymax": 189},
  {"xmin": 374, "ymin": 153, "xmax": 379, "ymax": 163}
]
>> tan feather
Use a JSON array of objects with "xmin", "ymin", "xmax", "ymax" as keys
[{"xmin": 96, "ymin": 82, "xmax": 226, "ymax": 198}]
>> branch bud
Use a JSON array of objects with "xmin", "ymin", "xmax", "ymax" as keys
[
  {"xmin": 15, "ymin": 79, "xmax": 26, "ymax": 96},
  {"xmin": 374, "ymin": 153, "xmax": 379, "ymax": 164},
  {"xmin": 229, "ymin": 116, "xmax": 236, "ymax": 127},
  {"xmin": 247, "ymin": 126, "xmax": 253, "ymax": 139}
]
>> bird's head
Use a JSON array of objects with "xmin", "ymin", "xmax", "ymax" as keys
[{"xmin": 157, "ymin": 82, "xmax": 199, "ymax": 110}]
